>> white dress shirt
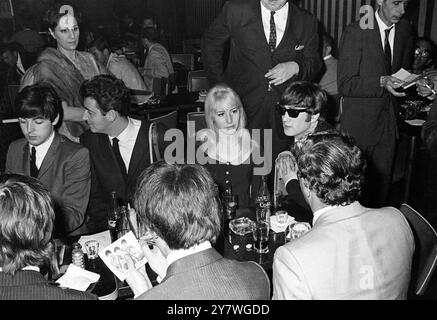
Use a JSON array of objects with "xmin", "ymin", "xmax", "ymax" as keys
[
  {"xmin": 375, "ymin": 9, "xmax": 395, "ymax": 64},
  {"xmin": 107, "ymin": 53, "xmax": 147, "ymax": 91},
  {"xmin": 31, "ymin": 131, "xmax": 55, "ymax": 169},
  {"xmin": 261, "ymin": 1, "xmax": 288, "ymax": 48},
  {"xmin": 108, "ymin": 117, "xmax": 141, "ymax": 171}
]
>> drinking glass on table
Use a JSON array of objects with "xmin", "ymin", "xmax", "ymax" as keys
[{"xmin": 253, "ymin": 220, "xmax": 270, "ymax": 254}]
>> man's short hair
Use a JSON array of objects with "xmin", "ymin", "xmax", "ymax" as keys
[
  {"xmin": 80, "ymin": 74, "xmax": 130, "ymax": 116},
  {"xmin": 0, "ymin": 174, "xmax": 55, "ymax": 275},
  {"xmin": 292, "ymin": 132, "xmax": 366, "ymax": 206},
  {"xmin": 279, "ymin": 81, "xmax": 327, "ymax": 118},
  {"xmin": 0, "ymin": 42, "xmax": 22, "ymax": 56},
  {"xmin": 134, "ymin": 162, "xmax": 221, "ymax": 250},
  {"xmin": 140, "ymin": 27, "xmax": 159, "ymax": 42},
  {"xmin": 16, "ymin": 83, "xmax": 63, "ymax": 123}
]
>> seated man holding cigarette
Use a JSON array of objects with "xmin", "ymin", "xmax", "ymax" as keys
[
  {"xmin": 272, "ymin": 132, "xmax": 414, "ymax": 299},
  {"xmin": 124, "ymin": 162, "xmax": 270, "ymax": 300}
]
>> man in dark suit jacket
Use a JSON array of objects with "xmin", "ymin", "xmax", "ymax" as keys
[
  {"xmin": 125, "ymin": 162, "xmax": 270, "ymax": 300},
  {"xmin": 79, "ymin": 74, "xmax": 152, "ymax": 234},
  {"xmin": 0, "ymin": 174, "xmax": 97, "ymax": 300},
  {"xmin": 202, "ymin": 0, "xmax": 322, "ymax": 167},
  {"xmin": 338, "ymin": 0, "xmax": 414, "ymax": 207},
  {"xmin": 274, "ymin": 81, "xmax": 334, "ymax": 223},
  {"xmin": 0, "ymin": 42, "xmax": 34, "ymax": 85},
  {"xmin": 5, "ymin": 84, "xmax": 90, "ymax": 238}
]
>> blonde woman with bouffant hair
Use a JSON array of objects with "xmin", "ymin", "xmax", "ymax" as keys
[{"xmin": 196, "ymin": 83, "xmax": 262, "ymax": 214}]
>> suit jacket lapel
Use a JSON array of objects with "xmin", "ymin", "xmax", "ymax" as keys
[
  {"xmin": 37, "ymin": 133, "xmax": 59, "ymax": 178},
  {"xmin": 371, "ymin": 23, "xmax": 391, "ymax": 75},
  {"xmin": 392, "ymin": 24, "xmax": 405, "ymax": 72},
  {"xmin": 127, "ymin": 121, "xmax": 149, "ymax": 177},
  {"xmin": 21, "ymin": 142, "xmax": 30, "ymax": 176}
]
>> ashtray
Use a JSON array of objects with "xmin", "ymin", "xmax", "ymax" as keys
[{"xmin": 229, "ymin": 217, "xmax": 255, "ymax": 236}]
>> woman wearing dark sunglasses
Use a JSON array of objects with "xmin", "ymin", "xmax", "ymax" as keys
[{"xmin": 274, "ymin": 81, "xmax": 335, "ymax": 223}]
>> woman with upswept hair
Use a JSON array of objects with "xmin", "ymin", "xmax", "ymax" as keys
[{"xmin": 20, "ymin": 4, "xmax": 107, "ymax": 142}]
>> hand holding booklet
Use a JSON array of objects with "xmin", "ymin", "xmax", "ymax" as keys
[
  {"xmin": 98, "ymin": 231, "xmax": 147, "ymax": 281},
  {"xmin": 391, "ymin": 68, "xmax": 422, "ymax": 90}
]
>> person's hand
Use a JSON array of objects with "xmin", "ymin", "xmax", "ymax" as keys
[
  {"xmin": 380, "ymin": 76, "xmax": 406, "ymax": 97},
  {"xmin": 265, "ymin": 61, "xmax": 299, "ymax": 86},
  {"xmin": 141, "ymin": 243, "xmax": 167, "ymax": 280},
  {"xmin": 416, "ymin": 72, "xmax": 437, "ymax": 99},
  {"xmin": 124, "ymin": 254, "xmax": 153, "ymax": 297},
  {"xmin": 277, "ymin": 153, "xmax": 298, "ymax": 184}
]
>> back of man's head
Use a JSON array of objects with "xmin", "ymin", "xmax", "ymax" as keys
[
  {"xmin": 279, "ymin": 81, "xmax": 327, "ymax": 118},
  {"xmin": 292, "ymin": 132, "xmax": 366, "ymax": 206},
  {"xmin": 134, "ymin": 162, "xmax": 221, "ymax": 250},
  {"xmin": 16, "ymin": 83, "xmax": 63, "ymax": 123},
  {"xmin": 80, "ymin": 74, "xmax": 130, "ymax": 116},
  {"xmin": 0, "ymin": 174, "xmax": 55, "ymax": 275}
]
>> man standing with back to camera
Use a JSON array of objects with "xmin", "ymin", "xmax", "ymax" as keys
[
  {"xmin": 202, "ymin": 0, "xmax": 322, "ymax": 170},
  {"xmin": 338, "ymin": 0, "xmax": 414, "ymax": 207}
]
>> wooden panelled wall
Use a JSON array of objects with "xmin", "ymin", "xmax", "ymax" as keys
[{"xmin": 300, "ymin": 0, "xmax": 437, "ymax": 48}]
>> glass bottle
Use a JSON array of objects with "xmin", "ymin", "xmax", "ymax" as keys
[
  {"xmin": 117, "ymin": 204, "xmax": 131, "ymax": 239},
  {"xmin": 108, "ymin": 191, "xmax": 120, "ymax": 242},
  {"xmin": 255, "ymin": 175, "xmax": 271, "ymax": 225},
  {"xmin": 71, "ymin": 243, "xmax": 85, "ymax": 269}
]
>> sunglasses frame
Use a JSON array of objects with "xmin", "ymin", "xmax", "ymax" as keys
[{"xmin": 276, "ymin": 104, "xmax": 309, "ymax": 118}]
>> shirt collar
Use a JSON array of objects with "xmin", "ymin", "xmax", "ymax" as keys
[
  {"xmin": 312, "ymin": 205, "xmax": 340, "ymax": 225},
  {"xmin": 109, "ymin": 117, "xmax": 134, "ymax": 142},
  {"xmin": 260, "ymin": 0, "xmax": 288, "ymax": 14},
  {"xmin": 106, "ymin": 52, "xmax": 116, "ymax": 68},
  {"xmin": 166, "ymin": 241, "xmax": 212, "ymax": 267},
  {"xmin": 30, "ymin": 131, "xmax": 55, "ymax": 154},
  {"xmin": 323, "ymin": 54, "xmax": 333, "ymax": 61}
]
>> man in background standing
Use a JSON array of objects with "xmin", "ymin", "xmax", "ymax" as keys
[
  {"xmin": 202, "ymin": 0, "xmax": 322, "ymax": 171},
  {"xmin": 338, "ymin": 0, "xmax": 414, "ymax": 207}
]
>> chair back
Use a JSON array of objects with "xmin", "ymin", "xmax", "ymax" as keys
[
  {"xmin": 148, "ymin": 110, "xmax": 178, "ymax": 163},
  {"xmin": 399, "ymin": 203, "xmax": 437, "ymax": 297},
  {"xmin": 186, "ymin": 111, "xmax": 207, "ymax": 138},
  {"xmin": 187, "ymin": 70, "xmax": 210, "ymax": 92},
  {"xmin": 171, "ymin": 54, "xmax": 194, "ymax": 71}
]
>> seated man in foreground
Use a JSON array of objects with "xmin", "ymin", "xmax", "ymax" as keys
[
  {"xmin": 0, "ymin": 173, "xmax": 97, "ymax": 300},
  {"xmin": 6, "ymin": 84, "xmax": 90, "ymax": 237},
  {"xmin": 273, "ymin": 132, "xmax": 414, "ymax": 299},
  {"xmin": 125, "ymin": 162, "xmax": 271, "ymax": 300}
]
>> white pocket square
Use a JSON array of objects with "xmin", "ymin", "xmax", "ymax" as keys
[{"xmin": 295, "ymin": 45, "xmax": 304, "ymax": 50}]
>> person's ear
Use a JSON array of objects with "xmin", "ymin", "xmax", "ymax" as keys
[
  {"xmin": 106, "ymin": 109, "xmax": 117, "ymax": 121},
  {"xmin": 52, "ymin": 114, "xmax": 60, "ymax": 126}
]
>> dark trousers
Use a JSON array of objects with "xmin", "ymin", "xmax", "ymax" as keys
[{"xmin": 360, "ymin": 125, "xmax": 397, "ymax": 208}]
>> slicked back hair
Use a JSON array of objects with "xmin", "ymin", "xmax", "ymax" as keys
[
  {"xmin": 0, "ymin": 174, "xmax": 55, "ymax": 275},
  {"xmin": 134, "ymin": 162, "xmax": 221, "ymax": 249},
  {"xmin": 292, "ymin": 132, "xmax": 366, "ymax": 206}
]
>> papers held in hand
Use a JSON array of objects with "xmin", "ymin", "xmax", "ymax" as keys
[
  {"xmin": 391, "ymin": 68, "xmax": 423, "ymax": 90},
  {"xmin": 98, "ymin": 231, "xmax": 147, "ymax": 281}
]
